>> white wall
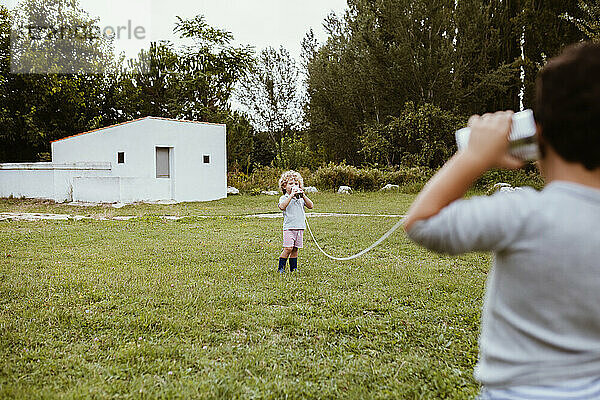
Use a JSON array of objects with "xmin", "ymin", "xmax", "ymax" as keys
[
  {"xmin": 73, "ymin": 177, "xmax": 120, "ymax": 203},
  {"xmin": 0, "ymin": 163, "xmax": 55, "ymax": 199},
  {"xmin": 119, "ymin": 178, "xmax": 171, "ymax": 203},
  {"xmin": 53, "ymin": 163, "xmax": 112, "ymax": 202},
  {"xmin": 52, "ymin": 118, "xmax": 227, "ymax": 202},
  {"xmin": 0, "ymin": 162, "xmax": 111, "ymax": 201}
]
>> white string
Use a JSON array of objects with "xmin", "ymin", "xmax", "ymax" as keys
[{"xmin": 305, "ymin": 214, "xmax": 406, "ymax": 261}]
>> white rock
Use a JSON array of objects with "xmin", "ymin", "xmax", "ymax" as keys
[
  {"xmin": 337, "ymin": 186, "xmax": 352, "ymax": 194},
  {"xmin": 261, "ymin": 190, "xmax": 279, "ymax": 196},
  {"xmin": 304, "ymin": 186, "xmax": 318, "ymax": 193},
  {"xmin": 112, "ymin": 202, "xmax": 126, "ymax": 208},
  {"xmin": 488, "ymin": 182, "xmax": 524, "ymax": 195},
  {"xmin": 380, "ymin": 184, "xmax": 400, "ymax": 191},
  {"xmin": 500, "ymin": 186, "xmax": 523, "ymax": 193},
  {"xmin": 493, "ymin": 182, "xmax": 512, "ymax": 190},
  {"xmin": 227, "ymin": 186, "xmax": 240, "ymax": 195}
]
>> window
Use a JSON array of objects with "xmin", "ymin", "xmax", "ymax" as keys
[
  {"xmin": 117, "ymin": 152, "xmax": 125, "ymax": 164},
  {"xmin": 156, "ymin": 147, "xmax": 170, "ymax": 178},
  {"xmin": 203, "ymin": 155, "xmax": 210, "ymax": 164}
]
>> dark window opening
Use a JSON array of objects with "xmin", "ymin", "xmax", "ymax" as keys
[
  {"xmin": 156, "ymin": 147, "xmax": 170, "ymax": 178},
  {"xmin": 203, "ymin": 155, "xmax": 210, "ymax": 164},
  {"xmin": 117, "ymin": 152, "xmax": 125, "ymax": 164}
]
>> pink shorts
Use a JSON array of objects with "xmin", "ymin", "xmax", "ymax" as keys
[{"xmin": 283, "ymin": 229, "xmax": 304, "ymax": 248}]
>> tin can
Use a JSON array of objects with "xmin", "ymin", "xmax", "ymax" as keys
[{"xmin": 455, "ymin": 109, "xmax": 539, "ymax": 161}]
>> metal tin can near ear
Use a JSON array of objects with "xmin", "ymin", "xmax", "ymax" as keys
[{"xmin": 455, "ymin": 109, "xmax": 539, "ymax": 161}]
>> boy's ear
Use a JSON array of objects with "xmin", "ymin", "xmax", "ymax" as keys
[
  {"xmin": 535, "ymin": 123, "xmax": 542, "ymax": 139},
  {"xmin": 535, "ymin": 123, "xmax": 549, "ymax": 160}
]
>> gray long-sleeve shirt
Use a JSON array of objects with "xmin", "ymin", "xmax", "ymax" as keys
[{"xmin": 407, "ymin": 181, "xmax": 600, "ymax": 388}]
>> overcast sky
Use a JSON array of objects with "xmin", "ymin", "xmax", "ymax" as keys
[{"xmin": 2, "ymin": 0, "xmax": 348, "ymax": 62}]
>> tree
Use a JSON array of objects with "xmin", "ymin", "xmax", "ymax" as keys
[
  {"xmin": 560, "ymin": 0, "xmax": 600, "ymax": 41},
  {"xmin": 112, "ymin": 15, "xmax": 254, "ymax": 124},
  {"xmin": 520, "ymin": 0, "xmax": 584, "ymax": 107},
  {"xmin": 302, "ymin": 0, "xmax": 586, "ymax": 166},
  {"xmin": 225, "ymin": 111, "xmax": 255, "ymax": 172},
  {"xmin": 10, "ymin": 0, "xmax": 113, "ymax": 74},
  {"xmin": 304, "ymin": 0, "xmax": 469, "ymax": 164},
  {"xmin": 172, "ymin": 15, "xmax": 254, "ymax": 121},
  {"xmin": 235, "ymin": 46, "xmax": 304, "ymax": 165},
  {"xmin": 359, "ymin": 102, "xmax": 464, "ymax": 168},
  {"xmin": 1, "ymin": 5, "xmax": 257, "ymax": 162},
  {"xmin": 0, "ymin": 1, "xmax": 113, "ymax": 162}
]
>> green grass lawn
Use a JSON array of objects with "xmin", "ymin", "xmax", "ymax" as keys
[
  {"xmin": 0, "ymin": 192, "xmax": 490, "ymax": 399},
  {"xmin": 0, "ymin": 192, "xmax": 416, "ymax": 218}
]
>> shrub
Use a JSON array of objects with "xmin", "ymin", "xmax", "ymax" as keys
[
  {"xmin": 475, "ymin": 167, "xmax": 544, "ymax": 190},
  {"xmin": 359, "ymin": 102, "xmax": 467, "ymax": 168},
  {"xmin": 311, "ymin": 163, "xmax": 432, "ymax": 191},
  {"xmin": 228, "ymin": 162, "xmax": 542, "ymax": 194},
  {"xmin": 228, "ymin": 166, "xmax": 315, "ymax": 194}
]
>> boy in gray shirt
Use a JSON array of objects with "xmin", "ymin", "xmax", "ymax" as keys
[{"xmin": 404, "ymin": 42, "xmax": 600, "ymax": 398}]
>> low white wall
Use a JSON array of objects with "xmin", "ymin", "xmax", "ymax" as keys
[
  {"xmin": 73, "ymin": 177, "xmax": 172, "ymax": 203},
  {"xmin": 119, "ymin": 178, "xmax": 171, "ymax": 203},
  {"xmin": 73, "ymin": 177, "xmax": 120, "ymax": 203},
  {"xmin": 53, "ymin": 164, "xmax": 112, "ymax": 202},
  {"xmin": 0, "ymin": 163, "xmax": 55, "ymax": 199},
  {"xmin": 0, "ymin": 162, "xmax": 112, "ymax": 201}
]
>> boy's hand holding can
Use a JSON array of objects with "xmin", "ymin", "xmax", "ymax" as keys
[{"xmin": 464, "ymin": 111, "xmax": 524, "ymax": 170}]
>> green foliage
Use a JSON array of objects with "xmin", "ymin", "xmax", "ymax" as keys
[
  {"xmin": 249, "ymin": 131, "xmax": 277, "ymax": 168},
  {"xmin": 225, "ymin": 111, "xmax": 255, "ymax": 173},
  {"xmin": 475, "ymin": 167, "xmax": 544, "ymax": 190},
  {"xmin": 520, "ymin": 0, "xmax": 585, "ymax": 106},
  {"xmin": 226, "ymin": 162, "xmax": 542, "ymax": 195},
  {"xmin": 117, "ymin": 16, "xmax": 254, "ymax": 123},
  {"xmin": 0, "ymin": 2, "xmax": 113, "ymax": 162},
  {"xmin": 312, "ymin": 163, "xmax": 432, "ymax": 191},
  {"xmin": 273, "ymin": 135, "xmax": 317, "ymax": 170},
  {"xmin": 560, "ymin": 0, "xmax": 600, "ymax": 42},
  {"xmin": 236, "ymin": 46, "xmax": 304, "ymax": 165},
  {"xmin": 303, "ymin": 0, "xmax": 586, "ymax": 166},
  {"xmin": 10, "ymin": 0, "xmax": 114, "ymax": 74},
  {"xmin": 228, "ymin": 166, "xmax": 283, "ymax": 193},
  {"xmin": 0, "ymin": 7, "xmax": 254, "ymax": 162},
  {"xmin": 360, "ymin": 102, "xmax": 466, "ymax": 168}
]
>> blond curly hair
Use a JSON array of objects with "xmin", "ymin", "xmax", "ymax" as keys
[{"xmin": 278, "ymin": 170, "xmax": 304, "ymax": 194}]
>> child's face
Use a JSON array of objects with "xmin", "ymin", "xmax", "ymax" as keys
[{"xmin": 285, "ymin": 177, "xmax": 299, "ymax": 194}]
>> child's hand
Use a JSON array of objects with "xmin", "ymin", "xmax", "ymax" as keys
[{"xmin": 466, "ymin": 111, "xmax": 524, "ymax": 170}]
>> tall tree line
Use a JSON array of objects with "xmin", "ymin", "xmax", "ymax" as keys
[
  {"xmin": 1, "ymin": 0, "xmax": 591, "ymax": 168},
  {"xmin": 302, "ymin": 0, "xmax": 585, "ymax": 166}
]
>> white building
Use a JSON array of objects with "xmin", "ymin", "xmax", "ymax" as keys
[{"xmin": 0, "ymin": 117, "xmax": 227, "ymax": 203}]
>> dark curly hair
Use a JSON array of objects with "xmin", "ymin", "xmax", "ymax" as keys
[{"xmin": 535, "ymin": 41, "xmax": 600, "ymax": 171}]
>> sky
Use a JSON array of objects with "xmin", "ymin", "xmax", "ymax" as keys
[{"xmin": 2, "ymin": 0, "xmax": 349, "ymax": 62}]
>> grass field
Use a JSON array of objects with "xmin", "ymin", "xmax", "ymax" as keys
[{"xmin": 0, "ymin": 192, "xmax": 490, "ymax": 399}]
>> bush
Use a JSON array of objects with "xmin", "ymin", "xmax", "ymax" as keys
[
  {"xmin": 228, "ymin": 166, "xmax": 314, "ymax": 194},
  {"xmin": 227, "ymin": 162, "xmax": 541, "ymax": 194},
  {"xmin": 359, "ymin": 102, "xmax": 467, "ymax": 168},
  {"xmin": 475, "ymin": 167, "xmax": 544, "ymax": 190},
  {"xmin": 311, "ymin": 163, "xmax": 432, "ymax": 191}
]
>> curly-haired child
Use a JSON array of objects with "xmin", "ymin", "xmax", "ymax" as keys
[{"xmin": 277, "ymin": 170, "xmax": 314, "ymax": 273}]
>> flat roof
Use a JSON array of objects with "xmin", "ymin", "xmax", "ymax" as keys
[{"xmin": 50, "ymin": 116, "xmax": 226, "ymax": 143}]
